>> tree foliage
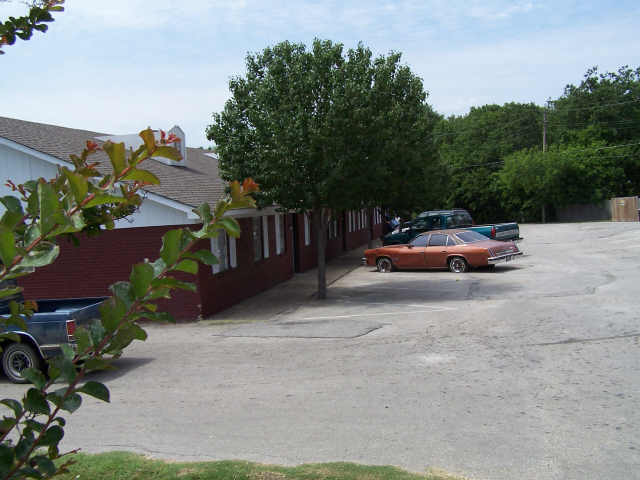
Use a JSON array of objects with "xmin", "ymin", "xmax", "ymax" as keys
[
  {"xmin": 0, "ymin": 131, "xmax": 258, "ymax": 479},
  {"xmin": 0, "ymin": 0, "xmax": 63, "ymax": 55},
  {"xmin": 497, "ymin": 143, "xmax": 633, "ymax": 221},
  {"xmin": 427, "ymin": 65, "xmax": 640, "ymax": 223},
  {"xmin": 549, "ymin": 65, "xmax": 640, "ymax": 146},
  {"xmin": 207, "ymin": 39, "xmax": 436, "ymax": 297},
  {"xmin": 434, "ymin": 103, "xmax": 543, "ymax": 223}
]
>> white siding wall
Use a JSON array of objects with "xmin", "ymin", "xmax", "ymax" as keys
[
  {"xmin": 114, "ymin": 198, "xmax": 197, "ymax": 228},
  {"xmin": 0, "ymin": 143, "xmax": 196, "ymax": 228},
  {"xmin": 0, "ymin": 144, "xmax": 58, "ymax": 198}
]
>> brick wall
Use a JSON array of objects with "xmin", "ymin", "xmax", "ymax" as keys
[
  {"xmin": 197, "ymin": 215, "xmax": 294, "ymax": 316},
  {"xmin": 18, "ymin": 225, "xmax": 202, "ymax": 320},
  {"xmin": 18, "ymin": 217, "xmax": 297, "ymax": 320}
]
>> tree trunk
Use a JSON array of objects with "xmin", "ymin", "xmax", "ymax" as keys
[
  {"xmin": 367, "ymin": 207, "xmax": 374, "ymax": 249},
  {"xmin": 541, "ymin": 205, "xmax": 546, "ymax": 224},
  {"xmin": 313, "ymin": 208, "xmax": 329, "ymax": 299}
]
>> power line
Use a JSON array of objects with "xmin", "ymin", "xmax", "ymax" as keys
[{"xmin": 549, "ymin": 98, "xmax": 640, "ymax": 112}]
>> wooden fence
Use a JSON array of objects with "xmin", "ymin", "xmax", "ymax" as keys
[{"xmin": 610, "ymin": 196, "xmax": 639, "ymax": 222}]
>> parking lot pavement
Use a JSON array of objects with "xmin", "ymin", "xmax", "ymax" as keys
[{"xmin": 3, "ymin": 222, "xmax": 640, "ymax": 480}]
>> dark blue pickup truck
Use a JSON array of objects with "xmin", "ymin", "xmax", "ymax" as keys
[
  {"xmin": 1, "ymin": 290, "xmax": 104, "ymax": 383},
  {"xmin": 383, "ymin": 209, "xmax": 520, "ymax": 246}
]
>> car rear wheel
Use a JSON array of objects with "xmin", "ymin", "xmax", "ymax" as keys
[
  {"xmin": 448, "ymin": 256, "xmax": 468, "ymax": 273},
  {"xmin": 1, "ymin": 342, "xmax": 41, "ymax": 384},
  {"xmin": 376, "ymin": 257, "xmax": 393, "ymax": 273}
]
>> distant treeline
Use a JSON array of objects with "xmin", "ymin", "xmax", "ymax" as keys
[{"xmin": 420, "ymin": 66, "xmax": 640, "ymax": 223}]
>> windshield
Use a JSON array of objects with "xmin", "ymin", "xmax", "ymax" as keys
[{"xmin": 455, "ymin": 230, "xmax": 488, "ymax": 243}]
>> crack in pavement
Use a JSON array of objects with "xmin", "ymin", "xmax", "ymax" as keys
[{"xmin": 527, "ymin": 331, "xmax": 640, "ymax": 347}]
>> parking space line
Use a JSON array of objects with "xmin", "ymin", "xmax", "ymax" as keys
[{"xmin": 302, "ymin": 309, "xmax": 452, "ymax": 320}]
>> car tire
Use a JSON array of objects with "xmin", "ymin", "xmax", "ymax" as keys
[
  {"xmin": 448, "ymin": 256, "xmax": 468, "ymax": 273},
  {"xmin": 376, "ymin": 257, "xmax": 393, "ymax": 273},
  {"xmin": 1, "ymin": 342, "xmax": 41, "ymax": 384}
]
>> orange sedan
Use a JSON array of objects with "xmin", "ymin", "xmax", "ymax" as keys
[{"xmin": 362, "ymin": 229, "xmax": 522, "ymax": 273}]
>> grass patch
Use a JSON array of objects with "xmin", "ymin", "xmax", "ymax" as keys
[{"xmin": 55, "ymin": 452, "xmax": 465, "ymax": 480}]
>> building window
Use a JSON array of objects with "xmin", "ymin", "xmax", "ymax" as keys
[
  {"xmin": 275, "ymin": 214, "xmax": 285, "ymax": 254},
  {"xmin": 327, "ymin": 218, "xmax": 337, "ymax": 240},
  {"xmin": 211, "ymin": 233, "xmax": 232, "ymax": 274},
  {"xmin": 262, "ymin": 216, "xmax": 270, "ymax": 259},
  {"xmin": 229, "ymin": 235, "xmax": 237, "ymax": 268},
  {"xmin": 304, "ymin": 213, "xmax": 311, "ymax": 246},
  {"xmin": 252, "ymin": 217, "xmax": 263, "ymax": 262}
]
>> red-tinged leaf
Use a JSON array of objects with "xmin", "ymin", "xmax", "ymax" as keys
[
  {"xmin": 242, "ymin": 178, "xmax": 259, "ymax": 193},
  {"xmin": 139, "ymin": 128, "xmax": 156, "ymax": 153}
]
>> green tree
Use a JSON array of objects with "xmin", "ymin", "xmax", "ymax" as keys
[
  {"xmin": 548, "ymin": 65, "xmax": 640, "ymax": 146},
  {"xmin": 207, "ymin": 39, "xmax": 434, "ymax": 298},
  {"xmin": 497, "ymin": 143, "xmax": 629, "ymax": 221},
  {"xmin": 435, "ymin": 102, "xmax": 543, "ymax": 223}
]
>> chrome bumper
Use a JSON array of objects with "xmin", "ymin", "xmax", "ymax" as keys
[{"xmin": 488, "ymin": 251, "xmax": 523, "ymax": 264}]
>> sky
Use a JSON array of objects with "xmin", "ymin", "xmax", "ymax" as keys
[{"xmin": 1, "ymin": 0, "xmax": 639, "ymax": 148}]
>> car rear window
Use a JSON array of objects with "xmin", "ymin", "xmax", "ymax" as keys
[
  {"xmin": 455, "ymin": 231, "xmax": 487, "ymax": 243},
  {"xmin": 428, "ymin": 234, "xmax": 448, "ymax": 246}
]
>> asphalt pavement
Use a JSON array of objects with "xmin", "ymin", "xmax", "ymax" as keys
[{"xmin": 2, "ymin": 222, "xmax": 639, "ymax": 480}]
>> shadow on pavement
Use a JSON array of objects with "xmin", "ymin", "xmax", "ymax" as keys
[
  {"xmin": 327, "ymin": 277, "xmax": 522, "ymax": 303},
  {"xmin": 86, "ymin": 356, "xmax": 154, "ymax": 382}
]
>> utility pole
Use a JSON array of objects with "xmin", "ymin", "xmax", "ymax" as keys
[
  {"xmin": 541, "ymin": 101, "xmax": 549, "ymax": 223},
  {"xmin": 543, "ymin": 108, "xmax": 547, "ymax": 153}
]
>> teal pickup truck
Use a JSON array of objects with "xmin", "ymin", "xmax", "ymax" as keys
[{"xmin": 383, "ymin": 209, "xmax": 520, "ymax": 246}]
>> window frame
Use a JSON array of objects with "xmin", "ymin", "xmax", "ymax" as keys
[{"xmin": 252, "ymin": 216, "xmax": 264, "ymax": 262}]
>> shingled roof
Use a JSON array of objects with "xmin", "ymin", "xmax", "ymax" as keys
[{"xmin": 0, "ymin": 116, "xmax": 227, "ymax": 209}]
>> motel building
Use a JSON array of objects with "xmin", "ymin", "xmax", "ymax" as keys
[{"xmin": 0, "ymin": 116, "xmax": 383, "ymax": 319}]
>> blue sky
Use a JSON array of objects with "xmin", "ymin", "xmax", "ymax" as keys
[{"xmin": 2, "ymin": 0, "xmax": 639, "ymax": 147}]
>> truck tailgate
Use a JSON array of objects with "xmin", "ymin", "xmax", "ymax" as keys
[{"xmin": 494, "ymin": 222, "xmax": 520, "ymax": 241}]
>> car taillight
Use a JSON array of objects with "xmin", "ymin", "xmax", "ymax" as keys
[
  {"xmin": 66, "ymin": 319, "xmax": 76, "ymax": 341},
  {"xmin": 491, "ymin": 226, "xmax": 496, "ymax": 238}
]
